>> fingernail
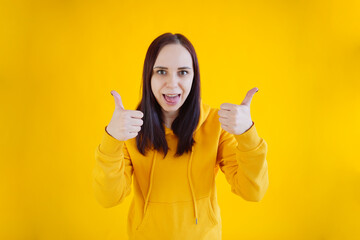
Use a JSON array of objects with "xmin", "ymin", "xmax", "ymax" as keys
[
  {"xmin": 110, "ymin": 91, "xmax": 113, "ymax": 96},
  {"xmin": 256, "ymin": 89, "xmax": 259, "ymax": 92}
]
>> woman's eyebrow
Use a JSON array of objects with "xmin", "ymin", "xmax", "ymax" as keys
[{"xmin": 153, "ymin": 66, "xmax": 192, "ymax": 70}]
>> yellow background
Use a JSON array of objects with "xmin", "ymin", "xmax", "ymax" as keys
[{"xmin": 1, "ymin": 0, "xmax": 359, "ymax": 239}]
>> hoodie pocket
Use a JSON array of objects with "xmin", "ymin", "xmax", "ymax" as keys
[
  {"xmin": 135, "ymin": 196, "xmax": 219, "ymax": 238},
  {"xmin": 135, "ymin": 205, "xmax": 151, "ymax": 231},
  {"xmin": 207, "ymin": 196, "xmax": 218, "ymax": 226}
]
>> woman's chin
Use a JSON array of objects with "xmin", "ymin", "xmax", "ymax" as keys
[
  {"xmin": 162, "ymin": 105, "xmax": 180, "ymax": 113},
  {"xmin": 161, "ymin": 102, "xmax": 182, "ymax": 114}
]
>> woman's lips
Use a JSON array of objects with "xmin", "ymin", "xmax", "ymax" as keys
[{"xmin": 163, "ymin": 94, "xmax": 181, "ymax": 105}]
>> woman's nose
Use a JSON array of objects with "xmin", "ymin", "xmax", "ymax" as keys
[{"xmin": 166, "ymin": 73, "xmax": 179, "ymax": 87}]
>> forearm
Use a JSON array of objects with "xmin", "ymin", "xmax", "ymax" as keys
[{"xmin": 92, "ymin": 127, "xmax": 133, "ymax": 208}]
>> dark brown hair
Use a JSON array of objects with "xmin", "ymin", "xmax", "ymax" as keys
[{"xmin": 135, "ymin": 32, "xmax": 201, "ymax": 158}]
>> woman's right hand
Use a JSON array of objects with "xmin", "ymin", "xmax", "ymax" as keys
[{"xmin": 106, "ymin": 90, "xmax": 144, "ymax": 141}]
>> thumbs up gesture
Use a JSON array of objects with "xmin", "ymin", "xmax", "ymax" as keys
[
  {"xmin": 218, "ymin": 87, "xmax": 258, "ymax": 135},
  {"xmin": 106, "ymin": 90, "xmax": 144, "ymax": 141}
]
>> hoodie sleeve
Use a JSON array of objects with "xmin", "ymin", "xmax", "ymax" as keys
[
  {"xmin": 92, "ymin": 126, "xmax": 133, "ymax": 208},
  {"xmin": 216, "ymin": 121, "xmax": 269, "ymax": 202}
]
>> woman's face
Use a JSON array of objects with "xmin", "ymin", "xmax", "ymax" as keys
[{"xmin": 151, "ymin": 43, "xmax": 194, "ymax": 117}]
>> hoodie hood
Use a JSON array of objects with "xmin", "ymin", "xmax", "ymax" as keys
[{"xmin": 144, "ymin": 98, "xmax": 211, "ymax": 225}]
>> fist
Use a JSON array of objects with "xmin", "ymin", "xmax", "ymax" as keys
[
  {"xmin": 106, "ymin": 90, "xmax": 144, "ymax": 141},
  {"xmin": 218, "ymin": 87, "xmax": 258, "ymax": 135}
]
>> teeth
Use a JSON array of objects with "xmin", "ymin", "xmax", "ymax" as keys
[{"xmin": 165, "ymin": 94, "xmax": 178, "ymax": 97}]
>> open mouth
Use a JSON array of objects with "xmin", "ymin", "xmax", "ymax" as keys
[{"xmin": 163, "ymin": 94, "xmax": 181, "ymax": 105}]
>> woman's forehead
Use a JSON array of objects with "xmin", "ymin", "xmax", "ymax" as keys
[{"xmin": 154, "ymin": 44, "xmax": 193, "ymax": 68}]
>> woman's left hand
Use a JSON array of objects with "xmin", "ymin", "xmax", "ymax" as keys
[{"xmin": 218, "ymin": 87, "xmax": 259, "ymax": 135}]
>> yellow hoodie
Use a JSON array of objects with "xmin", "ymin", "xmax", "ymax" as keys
[{"xmin": 93, "ymin": 100, "xmax": 269, "ymax": 240}]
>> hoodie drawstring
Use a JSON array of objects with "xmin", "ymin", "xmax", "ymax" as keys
[
  {"xmin": 188, "ymin": 147, "xmax": 198, "ymax": 224},
  {"xmin": 142, "ymin": 148, "xmax": 198, "ymax": 225},
  {"xmin": 143, "ymin": 151, "xmax": 157, "ymax": 215}
]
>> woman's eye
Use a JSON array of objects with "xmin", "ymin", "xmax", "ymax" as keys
[
  {"xmin": 179, "ymin": 70, "xmax": 188, "ymax": 75},
  {"xmin": 157, "ymin": 70, "xmax": 166, "ymax": 75}
]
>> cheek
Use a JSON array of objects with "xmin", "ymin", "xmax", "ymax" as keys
[
  {"xmin": 150, "ymin": 78, "xmax": 159, "ymax": 95},
  {"xmin": 184, "ymin": 78, "xmax": 193, "ymax": 92}
]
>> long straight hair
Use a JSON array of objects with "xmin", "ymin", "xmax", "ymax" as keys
[{"xmin": 135, "ymin": 33, "xmax": 201, "ymax": 158}]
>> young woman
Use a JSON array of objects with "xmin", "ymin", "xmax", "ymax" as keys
[{"xmin": 93, "ymin": 33, "xmax": 269, "ymax": 240}]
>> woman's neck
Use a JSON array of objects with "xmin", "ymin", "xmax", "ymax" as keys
[{"xmin": 162, "ymin": 109, "xmax": 179, "ymax": 129}]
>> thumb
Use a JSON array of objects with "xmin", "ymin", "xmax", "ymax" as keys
[
  {"xmin": 110, "ymin": 90, "xmax": 125, "ymax": 110},
  {"xmin": 241, "ymin": 87, "xmax": 259, "ymax": 106}
]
